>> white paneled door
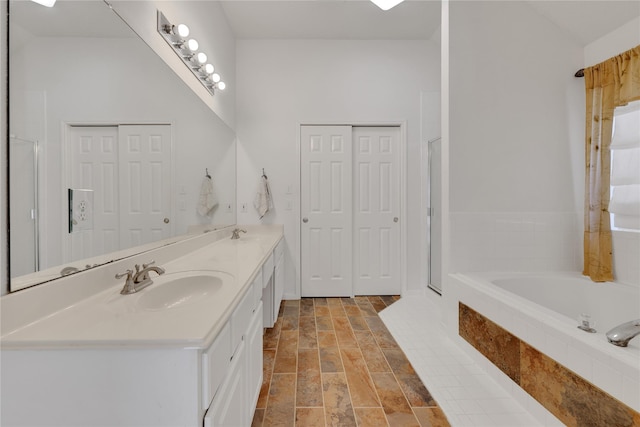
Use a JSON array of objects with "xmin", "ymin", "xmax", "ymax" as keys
[
  {"xmin": 68, "ymin": 126, "xmax": 120, "ymax": 261},
  {"xmin": 353, "ymin": 127, "xmax": 401, "ymax": 295},
  {"xmin": 118, "ymin": 125, "xmax": 172, "ymax": 248},
  {"xmin": 301, "ymin": 126, "xmax": 353, "ymax": 297},
  {"xmin": 67, "ymin": 125, "xmax": 172, "ymax": 262},
  {"xmin": 300, "ymin": 125, "xmax": 401, "ymax": 297}
]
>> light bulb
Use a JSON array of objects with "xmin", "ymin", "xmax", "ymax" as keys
[
  {"xmin": 204, "ymin": 64, "xmax": 214, "ymax": 74},
  {"xmin": 212, "ymin": 73, "xmax": 221, "ymax": 83},
  {"xmin": 187, "ymin": 39, "xmax": 199, "ymax": 52},
  {"xmin": 196, "ymin": 52, "xmax": 207, "ymax": 64},
  {"xmin": 217, "ymin": 82, "xmax": 226, "ymax": 91},
  {"xmin": 176, "ymin": 24, "xmax": 189, "ymax": 38}
]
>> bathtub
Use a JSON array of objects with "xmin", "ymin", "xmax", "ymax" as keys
[{"xmin": 449, "ymin": 271, "xmax": 640, "ymax": 418}]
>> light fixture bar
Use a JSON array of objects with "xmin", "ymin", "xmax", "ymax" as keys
[{"xmin": 157, "ymin": 10, "xmax": 225, "ymax": 95}]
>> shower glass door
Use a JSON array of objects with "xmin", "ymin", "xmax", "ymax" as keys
[
  {"xmin": 427, "ymin": 137, "xmax": 442, "ymax": 294},
  {"xmin": 9, "ymin": 137, "xmax": 39, "ymax": 277}
]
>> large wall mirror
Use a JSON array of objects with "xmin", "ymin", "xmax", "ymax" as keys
[{"xmin": 9, "ymin": 0, "xmax": 236, "ymax": 292}]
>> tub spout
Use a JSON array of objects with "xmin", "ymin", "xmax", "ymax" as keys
[{"xmin": 606, "ymin": 319, "xmax": 640, "ymax": 347}]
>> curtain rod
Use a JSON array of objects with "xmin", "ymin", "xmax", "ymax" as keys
[{"xmin": 575, "ymin": 68, "xmax": 584, "ymax": 78}]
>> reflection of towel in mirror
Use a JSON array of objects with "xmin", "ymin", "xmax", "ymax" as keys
[
  {"xmin": 253, "ymin": 175, "xmax": 273, "ymax": 219},
  {"xmin": 197, "ymin": 176, "xmax": 218, "ymax": 216}
]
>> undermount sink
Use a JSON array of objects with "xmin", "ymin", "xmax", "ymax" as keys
[{"xmin": 137, "ymin": 271, "xmax": 232, "ymax": 310}]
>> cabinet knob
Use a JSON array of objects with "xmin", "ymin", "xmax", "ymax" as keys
[
  {"xmin": 393, "ymin": 217, "xmax": 399, "ymax": 223},
  {"xmin": 164, "ymin": 218, "xmax": 170, "ymax": 224},
  {"xmin": 302, "ymin": 217, "xmax": 308, "ymax": 223}
]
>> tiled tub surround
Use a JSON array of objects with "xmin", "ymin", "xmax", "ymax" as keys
[
  {"xmin": 253, "ymin": 296, "xmax": 450, "ymax": 427},
  {"xmin": 459, "ymin": 303, "xmax": 640, "ymax": 426},
  {"xmin": 450, "ymin": 212, "xmax": 581, "ymax": 273},
  {"xmin": 451, "ymin": 212, "xmax": 640, "ymax": 286},
  {"xmin": 448, "ymin": 272, "xmax": 640, "ymax": 425},
  {"xmin": 1, "ymin": 225, "xmax": 283, "ymax": 426}
]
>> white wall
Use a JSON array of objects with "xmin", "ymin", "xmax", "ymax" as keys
[
  {"xmin": 584, "ymin": 16, "xmax": 640, "ymax": 66},
  {"xmin": 448, "ymin": 1, "xmax": 585, "ymax": 274},
  {"xmin": 110, "ymin": 0, "xmax": 236, "ymax": 130},
  {"xmin": 11, "ymin": 35, "xmax": 235, "ymax": 272},
  {"xmin": 236, "ymin": 39, "xmax": 440, "ymax": 298},
  {"xmin": 585, "ymin": 18, "xmax": 640, "ymax": 286}
]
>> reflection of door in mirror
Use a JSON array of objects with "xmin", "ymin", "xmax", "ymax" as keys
[
  {"xmin": 9, "ymin": 137, "xmax": 39, "ymax": 277},
  {"xmin": 66, "ymin": 125, "xmax": 172, "ymax": 264}
]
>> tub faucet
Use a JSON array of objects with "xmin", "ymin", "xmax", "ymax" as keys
[
  {"xmin": 231, "ymin": 228, "xmax": 246, "ymax": 239},
  {"xmin": 606, "ymin": 319, "xmax": 640, "ymax": 347}
]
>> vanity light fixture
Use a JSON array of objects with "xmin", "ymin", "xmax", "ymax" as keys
[
  {"xmin": 31, "ymin": 0, "xmax": 56, "ymax": 7},
  {"xmin": 370, "ymin": 0, "xmax": 404, "ymax": 11},
  {"xmin": 157, "ymin": 11, "xmax": 226, "ymax": 95}
]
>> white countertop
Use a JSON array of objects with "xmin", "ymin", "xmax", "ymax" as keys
[{"xmin": 1, "ymin": 226, "xmax": 283, "ymax": 350}]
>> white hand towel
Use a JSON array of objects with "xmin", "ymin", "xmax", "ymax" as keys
[
  {"xmin": 253, "ymin": 175, "xmax": 273, "ymax": 219},
  {"xmin": 197, "ymin": 176, "xmax": 218, "ymax": 216}
]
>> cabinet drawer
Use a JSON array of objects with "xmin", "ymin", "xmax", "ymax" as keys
[
  {"xmin": 202, "ymin": 321, "xmax": 231, "ymax": 409},
  {"xmin": 230, "ymin": 285, "xmax": 254, "ymax": 355},
  {"xmin": 262, "ymin": 253, "xmax": 274, "ymax": 288}
]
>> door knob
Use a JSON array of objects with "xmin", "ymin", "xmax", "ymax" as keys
[
  {"xmin": 302, "ymin": 217, "xmax": 308, "ymax": 223},
  {"xmin": 164, "ymin": 218, "xmax": 170, "ymax": 224}
]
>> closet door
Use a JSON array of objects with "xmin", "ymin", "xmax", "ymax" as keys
[
  {"xmin": 300, "ymin": 125, "xmax": 353, "ymax": 297},
  {"xmin": 67, "ymin": 126, "xmax": 119, "ymax": 260},
  {"xmin": 353, "ymin": 127, "xmax": 401, "ymax": 295},
  {"xmin": 118, "ymin": 124, "xmax": 173, "ymax": 248}
]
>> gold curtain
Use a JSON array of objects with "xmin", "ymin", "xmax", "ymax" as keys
[{"xmin": 583, "ymin": 45, "xmax": 640, "ymax": 282}]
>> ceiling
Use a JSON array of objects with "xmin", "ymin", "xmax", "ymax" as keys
[
  {"xmin": 219, "ymin": 0, "xmax": 442, "ymax": 40},
  {"xmin": 219, "ymin": 0, "xmax": 640, "ymax": 46},
  {"xmin": 10, "ymin": 0, "xmax": 640, "ymax": 47},
  {"xmin": 525, "ymin": 1, "xmax": 640, "ymax": 46}
]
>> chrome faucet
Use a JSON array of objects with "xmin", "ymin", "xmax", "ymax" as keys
[
  {"xmin": 231, "ymin": 228, "xmax": 247, "ymax": 240},
  {"xmin": 116, "ymin": 261, "xmax": 165, "ymax": 295},
  {"xmin": 606, "ymin": 319, "xmax": 640, "ymax": 347}
]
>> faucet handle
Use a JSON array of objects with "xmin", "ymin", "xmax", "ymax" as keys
[
  {"xmin": 142, "ymin": 260, "xmax": 156, "ymax": 269},
  {"xmin": 115, "ymin": 269, "xmax": 133, "ymax": 280}
]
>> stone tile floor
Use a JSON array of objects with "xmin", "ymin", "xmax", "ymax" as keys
[{"xmin": 252, "ymin": 296, "xmax": 450, "ymax": 427}]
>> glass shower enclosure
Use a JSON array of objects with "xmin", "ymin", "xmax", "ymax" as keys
[
  {"xmin": 9, "ymin": 136, "xmax": 39, "ymax": 277},
  {"xmin": 427, "ymin": 137, "xmax": 442, "ymax": 294}
]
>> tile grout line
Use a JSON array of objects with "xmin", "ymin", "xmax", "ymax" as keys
[
  {"xmin": 311, "ymin": 300, "xmax": 329, "ymax": 427},
  {"xmin": 329, "ymin": 298, "xmax": 360, "ymax": 426}
]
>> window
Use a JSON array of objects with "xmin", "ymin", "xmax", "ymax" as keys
[{"xmin": 610, "ymin": 101, "xmax": 640, "ymax": 231}]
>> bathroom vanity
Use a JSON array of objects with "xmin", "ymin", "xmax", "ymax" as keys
[{"xmin": 1, "ymin": 225, "xmax": 284, "ymax": 426}]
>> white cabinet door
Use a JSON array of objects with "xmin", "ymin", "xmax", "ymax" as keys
[
  {"xmin": 205, "ymin": 341, "xmax": 247, "ymax": 427},
  {"xmin": 247, "ymin": 302, "xmax": 263, "ymax": 420},
  {"xmin": 230, "ymin": 287, "xmax": 253, "ymax": 355},
  {"xmin": 202, "ymin": 322, "xmax": 231, "ymax": 410}
]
